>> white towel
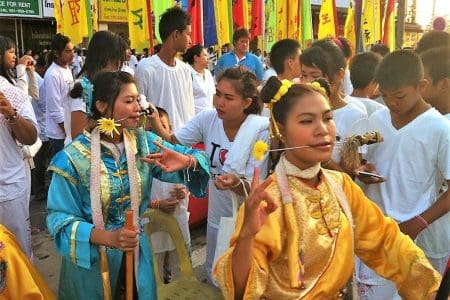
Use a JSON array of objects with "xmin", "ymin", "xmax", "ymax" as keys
[{"xmin": 222, "ymin": 114, "xmax": 269, "ymax": 177}]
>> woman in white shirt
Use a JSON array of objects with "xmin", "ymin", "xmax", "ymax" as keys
[
  {"xmin": 148, "ymin": 66, "xmax": 270, "ymax": 284},
  {"xmin": 0, "ymin": 35, "xmax": 39, "ymax": 258},
  {"xmin": 182, "ymin": 44, "xmax": 216, "ymax": 115}
]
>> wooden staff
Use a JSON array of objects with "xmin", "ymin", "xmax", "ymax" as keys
[{"xmin": 125, "ymin": 210, "xmax": 134, "ymax": 300}]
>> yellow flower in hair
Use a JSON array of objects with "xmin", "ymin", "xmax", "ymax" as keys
[
  {"xmin": 272, "ymin": 80, "xmax": 293, "ymax": 102},
  {"xmin": 309, "ymin": 81, "xmax": 327, "ymax": 97},
  {"xmin": 97, "ymin": 117, "xmax": 121, "ymax": 138},
  {"xmin": 253, "ymin": 140, "xmax": 269, "ymax": 161}
]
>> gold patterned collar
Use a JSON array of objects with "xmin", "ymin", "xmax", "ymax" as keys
[{"xmin": 280, "ymin": 154, "xmax": 321, "ymax": 179}]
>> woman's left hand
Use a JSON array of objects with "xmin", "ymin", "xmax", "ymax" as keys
[
  {"xmin": 214, "ymin": 173, "xmax": 240, "ymax": 190},
  {"xmin": 141, "ymin": 141, "xmax": 190, "ymax": 173}
]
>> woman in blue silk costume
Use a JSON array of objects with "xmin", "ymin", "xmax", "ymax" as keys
[{"xmin": 46, "ymin": 71, "xmax": 210, "ymax": 299}]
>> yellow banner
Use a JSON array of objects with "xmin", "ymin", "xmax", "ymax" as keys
[
  {"xmin": 99, "ymin": 0, "xmax": 128, "ymax": 23},
  {"xmin": 276, "ymin": 0, "xmax": 287, "ymax": 40},
  {"xmin": 344, "ymin": 3, "xmax": 356, "ymax": 50},
  {"xmin": 63, "ymin": 0, "xmax": 89, "ymax": 45},
  {"xmin": 362, "ymin": 0, "xmax": 381, "ymax": 49},
  {"xmin": 92, "ymin": 0, "xmax": 99, "ymax": 32},
  {"xmin": 54, "ymin": 0, "xmax": 64, "ymax": 34},
  {"xmin": 215, "ymin": 0, "xmax": 231, "ymax": 47},
  {"xmin": 318, "ymin": 0, "xmax": 337, "ymax": 39},
  {"xmin": 128, "ymin": 0, "xmax": 149, "ymax": 51},
  {"xmin": 287, "ymin": 0, "xmax": 300, "ymax": 41}
]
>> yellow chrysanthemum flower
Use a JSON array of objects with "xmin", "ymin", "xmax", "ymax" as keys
[
  {"xmin": 253, "ymin": 140, "xmax": 269, "ymax": 161},
  {"xmin": 97, "ymin": 117, "xmax": 121, "ymax": 138}
]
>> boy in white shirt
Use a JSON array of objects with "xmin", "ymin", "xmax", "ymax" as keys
[
  {"xmin": 147, "ymin": 107, "xmax": 191, "ymax": 282},
  {"xmin": 420, "ymin": 47, "xmax": 450, "ymax": 119},
  {"xmin": 348, "ymin": 52, "xmax": 385, "ymax": 116},
  {"xmin": 356, "ymin": 50, "xmax": 450, "ymax": 299},
  {"xmin": 135, "ymin": 7, "xmax": 194, "ymax": 131}
]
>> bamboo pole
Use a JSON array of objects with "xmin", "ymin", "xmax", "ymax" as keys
[{"xmin": 125, "ymin": 210, "xmax": 134, "ymax": 300}]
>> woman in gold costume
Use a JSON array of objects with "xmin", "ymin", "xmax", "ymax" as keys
[{"xmin": 213, "ymin": 76, "xmax": 441, "ymax": 299}]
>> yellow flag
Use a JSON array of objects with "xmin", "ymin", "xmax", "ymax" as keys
[
  {"xmin": 276, "ymin": 0, "xmax": 287, "ymax": 40},
  {"xmin": 54, "ymin": 0, "xmax": 64, "ymax": 34},
  {"xmin": 128, "ymin": 0, "xmax": 150, "ymax": 51},
  {"xmin": 243, "ymin": 0, "xmax": 249, "ymax": 29},
  {"xmin": 382, "ymin": 0, "xmax": 396, "ymax": 51},
  {"xmin": 287, "ymin": 0, "xmax": 300, "ymax": 41},
  {"xmin": 344, "ymin": 2, "xmax": 356, "ymax": 50},
  {"xmin": 318, "ymin": 0, "xmax": 337, "ymax": 39},
  {"xmin": 63, "ymin": 0, "xmax": 89, "ymax": 45},
  {"xmin": 92, "ymin": 0, "xmax": 99, "ymax": 33},
  {"xmin": 362, "ymin": 0, "xmax": 381, "ymax": 49},
  {"xmin": 215, "ymin": 0, "xmax": 232, "ymax": 47}
]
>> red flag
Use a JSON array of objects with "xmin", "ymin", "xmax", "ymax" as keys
[
  {"xmin": 382, "ymin": 0, "xmax": 395, "ymax": 46},
  {"xmin": 232, "ymin": 0, "xmax": 245, "ymax": 30},
  {"xmin": 250, "ymin": 0, "xmax": 263, "ymax": 36},
  {"xmin": 188, "ymin": 0, "xmax": 204, "ymax": 45}
]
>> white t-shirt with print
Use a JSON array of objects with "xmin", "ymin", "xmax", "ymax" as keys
[
  {"xmin": 175, "ymin": 110, "xmax": 269, "ymax": 227},
  {"xmin": 363, "ymin": 107, "xmax": 450, "ymax": 258}
]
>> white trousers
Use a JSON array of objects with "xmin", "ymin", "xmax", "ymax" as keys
[{"xmin": 0, "ymin": 163, "xmax": 32, "ymax": 259}]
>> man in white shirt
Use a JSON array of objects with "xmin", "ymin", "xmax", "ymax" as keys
[
  {"xmin": 42, "ymin": 34, "xmax": 74, "ymax": 158},
  {"xmin": 135, "ymin": 7, "xmax": 194, "ymax": 131}
]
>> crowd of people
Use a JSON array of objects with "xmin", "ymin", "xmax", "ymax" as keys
[{"xmin": 0, "ymin": 5, "xmax": 449, "ymax": 299}]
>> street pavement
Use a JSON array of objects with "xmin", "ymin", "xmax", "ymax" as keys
[{"xmin": 29, "ymin": 197, "xmax": 208, "ymax": 295}]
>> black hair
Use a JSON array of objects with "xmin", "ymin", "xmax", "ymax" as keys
[
  {"xmin": 216, "ymin": 66, "xmax": 261, "ymax": 115},
  {"xmin": 82, "ymin": 31, "xmax": 125, "ymax": 79},
  {"xmin": 159, "ymin": 7, "xmax": 191, "ymax": 42},
  {"xmin": 182, "ymin": 44, "xmax": 204, "ymax": 65},
  {"xmin": 375, "ymin": 50, "xmax": 423, "ymax": 90},
  {"xmin": 156, "ymin": 106, "xmax": 169, "ymax": 119},
  {"xmin": 333, "ymin": 37, "xmax": 353, "ymax": 59},
  {"xmin": 233, "ymin": 28, "xmax": 251, "ymax": 45},
  {"xmin": 90, "ymin": 71, "xmax": 136, "ymax": 120},
  {"xmin": 153, "ymin": 44, "xmax": 162, "ymax": 54},
  {"xmin": 51, "ymin": 33, "xmax": 70, "ymax": 54},
  {"xmin": 36, "ymin": 54, "xmax": 47, "ymax": 67},
  {"xmin": 349, "ymin": 52, "xmax": 381, "ymax": 89},
  {"xmin": 70, "ymin": 31, "xmax": 127, "ymax": 99},
  {"xmin": 0, "ymin": 35, "xmax": 16, "ymax": 84},
  {"xmin": 300, "ymin": 46, "xmax": 333, "ymax": 79},
  {"xmin": 415, "ymin": 31, "xmax": 450, "ymax": 54},
  {"xmin": 261, "ymin": 76, "xmax": 325, "ymax": 127},
  {"xmin": 370, "ymin": 43, "xmax": 390, "ymax": 57},
  {"xmin": 420, "ymin": 46, "xmax": 450, "ymax": 85},
  {"xmin": 269, "ymin": 39, "xmax": 301, "ymax": 74},
  {"xmin": 312, "ymin": 39, "xmax": 347, "ymax": 76}
]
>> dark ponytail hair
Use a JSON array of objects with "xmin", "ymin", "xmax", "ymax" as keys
[
  {"xmin": 70, "ymin": 31, "xmax": 126, "ymax": 99},
  {"xmin": 182, "ymin": 44, "xmax": 204, "ymax": 65},
  {"xmin": 216, "ymin": 66, "xmax": 261, "ymax": 115},
  {"xmin": 89, "ymin": 71, "xmax": 136, "ymax": 120}
]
